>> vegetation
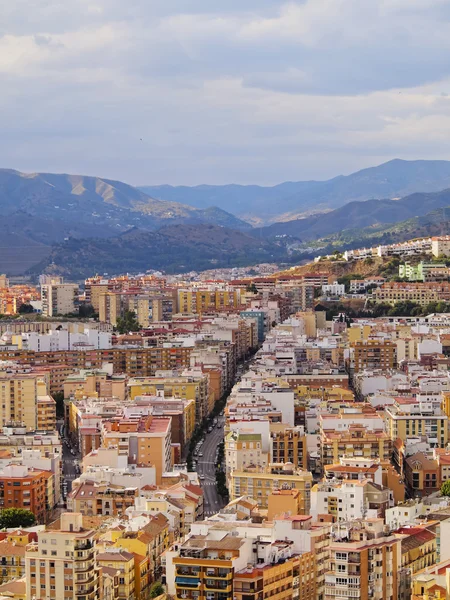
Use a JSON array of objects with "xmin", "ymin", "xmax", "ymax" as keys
[
  {"xmin": 215, "ymin": 441, "xmax": 228, "ymax": 500},
  {"xmin": 441, "ymin": 481, "xmax": 450, "ymax": 497},
  {"xmin": 246, "ymin": 283, "xmax": 258, "ymax": 294},
  {"xmin": 18, "ymin": 303, "xmax": 34, "ymax": 314},
  {"xmin": 53, "ymin": 391, "xmax": 65, "ymax": 419},
  {"xmin": 150, "ymin": 582, "xmax": 165, "ymax": 598},
  {"xmin": 78, "ymin": 303, "xmax": 97, "ymax": 319},
  {"xmin": 0, "ymin": 508, "xmax": 36, "ymax": 528},
  {"xmin": 115, "ymin": 310, "xmax": 140, "ymax": 334}
]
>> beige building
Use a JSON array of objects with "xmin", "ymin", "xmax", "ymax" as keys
[
  {"xmin": 0, "ymin": 374, "xmax": 52, "ymax": 431},
  {"xmin": 432, "ymin": 236, "xmax": 450, "ymax": 258},
  {"xmin": 25, "ymin": 513, "xmax": 99, "ymax": 600},
  {"xmin": 41, "ymin": 283, "xmax": 79, "ymax": 316},
  {"xmin": 230, "ymin": 464, "xmax": 312, "ymax": 511},
  {"xmin": 101, "ymin": 415, "xmax": 172, "ymax": 484},
  {"xmin": 225, "ymin": 431, "xmax": 268, "ymax": 479}
]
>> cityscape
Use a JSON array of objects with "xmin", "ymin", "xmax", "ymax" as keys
[
  {"xmin": 5, "ymin": 1, "xmax": 450, "ymax": 600},
  {"xmin": 0, "ymin": 237, "xmax": 450, "ymax": 599}
]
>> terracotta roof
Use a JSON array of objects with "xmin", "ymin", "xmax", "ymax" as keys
[{"xmin": 97, "ymin": 550, "xmax": 134, "ymax": 562}]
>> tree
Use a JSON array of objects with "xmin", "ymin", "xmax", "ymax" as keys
[
  {"xmin": 18, "ymin": 303, "xmax": 34, "ymax": 314},
  {"xmin": 0, "ymin": 508, "xmax": 36, "ymax": 529},
  {"xmin": 246, "ymin": 283, "xmax": 258, "ymax": 294},
  {"xmin": 150, "ymin": 582, "xmax": 165, "ymax": 598},
  {"xmin": 441, "ymin": 481, "xmax": 450, "ymax": 497},
  {"xmin": 79, "ymin": 303, "xmax": 96, "ymax": 319},
  {"xmin": 53, "ymin": 391, "xmax": 65, "ymax": 419},
  {"xmin": 115, "ymin": 310, "xmax": 140, "ymax": 334}
]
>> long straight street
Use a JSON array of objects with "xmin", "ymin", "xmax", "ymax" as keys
[{"xmin": 196, "ymin": 416, "xmax": 226, "ymax": 516}]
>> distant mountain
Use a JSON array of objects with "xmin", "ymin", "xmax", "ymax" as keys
[
  {"xmin": 0, "ymin": 169, "xmax": 250, "ymax": 233},
  {"xmin": 33, "ymin": 224, "xmax": 287, "ymax": 280},
  {"xmin": 0, "ymin": 169, "xmax": 253, "ymax": 275},
  {"xmin": 257, "ymin": 188, "xmax": 450, "ymax": 240},
  {"xmin": 140, "ymin": 159, "xmax": 450, "ymax": 224}
]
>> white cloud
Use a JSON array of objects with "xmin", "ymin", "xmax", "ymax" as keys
[{"xmin": 2, "ymin": 0, "xmax": 450, "ymax": 185}]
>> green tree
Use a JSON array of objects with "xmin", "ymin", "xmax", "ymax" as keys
[
  {"xmin": 53, "ymin": 391, "xmax": 65, "ymax": 419},
  {"xmin": 18, "ymin": 303, "xmax": 34, "ymax": 314},
  {"xmin": 116, "ymin": 310, "xmax": 140, "ymax": 334},
  {"xmin": 441, "ymin": 481, "xmax": 450, "ymax": 497},
  {"xmin": 246, "ymin": 283, "xmax": 258, "ymax": 294},
  {"xmin": 150, "ymin": 582, "xmax": 165, "ymax": 598},
  {"xmin": 79, "ymin": 303, "xmax": 96, "ymax": 318},
  {"xmin": 0, "ymin": 508, "xmax": 36, "ymax": 529}
]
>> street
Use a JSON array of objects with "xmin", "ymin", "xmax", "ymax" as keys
[{"xmin": 197, "ymin": 417, "xmax": 226, "ymax": 516}]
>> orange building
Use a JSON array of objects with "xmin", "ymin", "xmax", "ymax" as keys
[{"xmin": 0, "ymin": 465, "xmax": 52, "ymax": 523}]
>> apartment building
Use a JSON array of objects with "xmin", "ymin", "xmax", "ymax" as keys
[
  {"xmin": 384, "ymin": 397, "xmax": 448, "ymax": 447},
  {"xmin": 25, "ymin": 513, "xmax": 99, "ymax": 600},
  {"xmin": 270, "ymin": 425, "xmax": 308, "ymax": 470},
  {"xmin": 101, "ymin": 414, "xmax": 172, "ymax": 484},
  {"xmin": 351, "ymin": 339, "xmax": 397, "ymax": 372},
  {"xmin": 64, "ymin": 369, "xmax": 127, "ymax": 401},
  {"xmin": 230, "ymin": 464, "xmax": 312, "ymax": 511},
  {"xmin": 320, "ymin": 423, "xmax": 393, "ymax": 468},
  {"xmin": 399, "ymin": 262, "xmax": 450, "ymax": 282},
  {"xmin": 41, "ymin": 283, "xmax": 79, "ymax": 316},
  {"xmin": 311, "ymin": 478, "xmax": 393, "ymax": 521},
  {"xmin": 372, "ymin": 282, "xmax": 450, "ymax": 306},
  {"xmin": 0, "ymin": 530, "xmax": 34, "ymax": 585},
  {"xmin": 177, "ymin": 288, "xmax": 241, "ymax": 314},
  {"xmin": 0, "ymin": 464, "xmax": 52, "ymax": 523},
  {"xmin": 128, "ymin": 371, "xmax": 210, "ymax": 424},
  {"xmin": 225, "ymin": 432, "xmax": 268, "ymax": 479},
  {"xmin": 0, "ymin": 373, "xmax": 51, "ymax": 432},
  {"xmin": 432, "ymin": 236, "xmax": 450, "ymax": 258},
  {"xmin": 324, "ymin": 520, "xmax": 402, "ymax": 600},
  {"xmin": 96, "ymin": 548, "xmax": 136, "ymax": 600},
  {"xmin": 0, "ymin": 346, "xmax": 193, "ymax": 379}
]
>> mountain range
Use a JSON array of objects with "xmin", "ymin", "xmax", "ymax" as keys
[
  {"xmin": 4, "ymin": 160, "xmax": 450, "ymax": 278},
  {"xmin": 140, "ymin": 159, "xmax": 450, "ymax": 225}
]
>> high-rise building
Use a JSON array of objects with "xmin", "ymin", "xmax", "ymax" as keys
[
  {"xmin": 41, "ymin": 283, "xmax": 79, "ymax": 317},
  {"xmin": 25, "ymin": 513, "xmax": 99, "ymax": 600}
]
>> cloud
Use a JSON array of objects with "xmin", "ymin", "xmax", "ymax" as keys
[{"xmin": 2, "ymin": 0, "xmax": 450, "ymax": 185}]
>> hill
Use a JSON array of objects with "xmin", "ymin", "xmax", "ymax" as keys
[
  {"xmin": 257, "ymin": 189, "xmax": 450, "ymax": 241},
  {"xmin": 33, "ymin": 224, "xmax": 287, "ymax": 280},
  {"xmin": 0, "ymin": 169, "xmax": 252, "ymax": 274},
  {"xmin": 0, "ymin": 169, "xmax": 250, "ymax": 235},
  {"xmin": 140, "ymin": 159, "xmax": 450, "ymax": 225}
]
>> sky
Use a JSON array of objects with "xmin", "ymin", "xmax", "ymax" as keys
[{"xmin": 3, "ymin": 0, "xmax": 450, "ymax": 186}]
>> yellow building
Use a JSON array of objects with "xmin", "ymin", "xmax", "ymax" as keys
[
  {"xmin": 385, "ymin": 400, "xmax": 448, "ymax": 447},
  {"xmin": 64, "ymin": 370, "xmax": 127, "ymax": 401},
  {"xmin": 0, "ymin": 373, "xmax": 51, "ymax": 431},
  {"xmin": 267, "ymin": 488, "xmax": 304, "ymax": 520},
  {"xmin": 36, "ymin": 378, "xmax": 56, "ymax": 431},
  {"xmin": 320, "ymin": 423, "xmax": 393, "ymax": 467},
  {"xmin": 96, "ymin": 548, "xmax": 136, "ymax": 600},
  {"xmin": 177, "ymin": 289, "xmax": 240, "ymax": 314},
  {"xmin": 0, "ymin": 531, "xmax": 32, "ymax": 584},
  {"xmin": 230, "ymin": 465, "xmax": 312, "ymax": 511},
  {"xmin": 128, "ymin": 373, "xmax": 210, "ymax": 423}
]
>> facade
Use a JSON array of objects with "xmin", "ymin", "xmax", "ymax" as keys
[
  {"xmin": 270, "ymin": 426, "xmax": 308, "ymax": 470},
  {"xmin": 25, "ymin": 513, "xmax": 99, "ymax": 600},
  {"xmin": 229, "ymin": 466, "xmax": 312, "ymax": 511},
  {"xmin": 41, "ymin": 283, "xmax": 79, "ymax": 317},
  {"xmin": 352, "ymin": 339, "xmax": 397, "ymax": 372},
  {"xmin": 0, "ymin": 464, "xmax": 52, "ymax": 523},
  {"xmin": 324, "ymin": 521, "xmax": 401, "ymax": 600}
]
